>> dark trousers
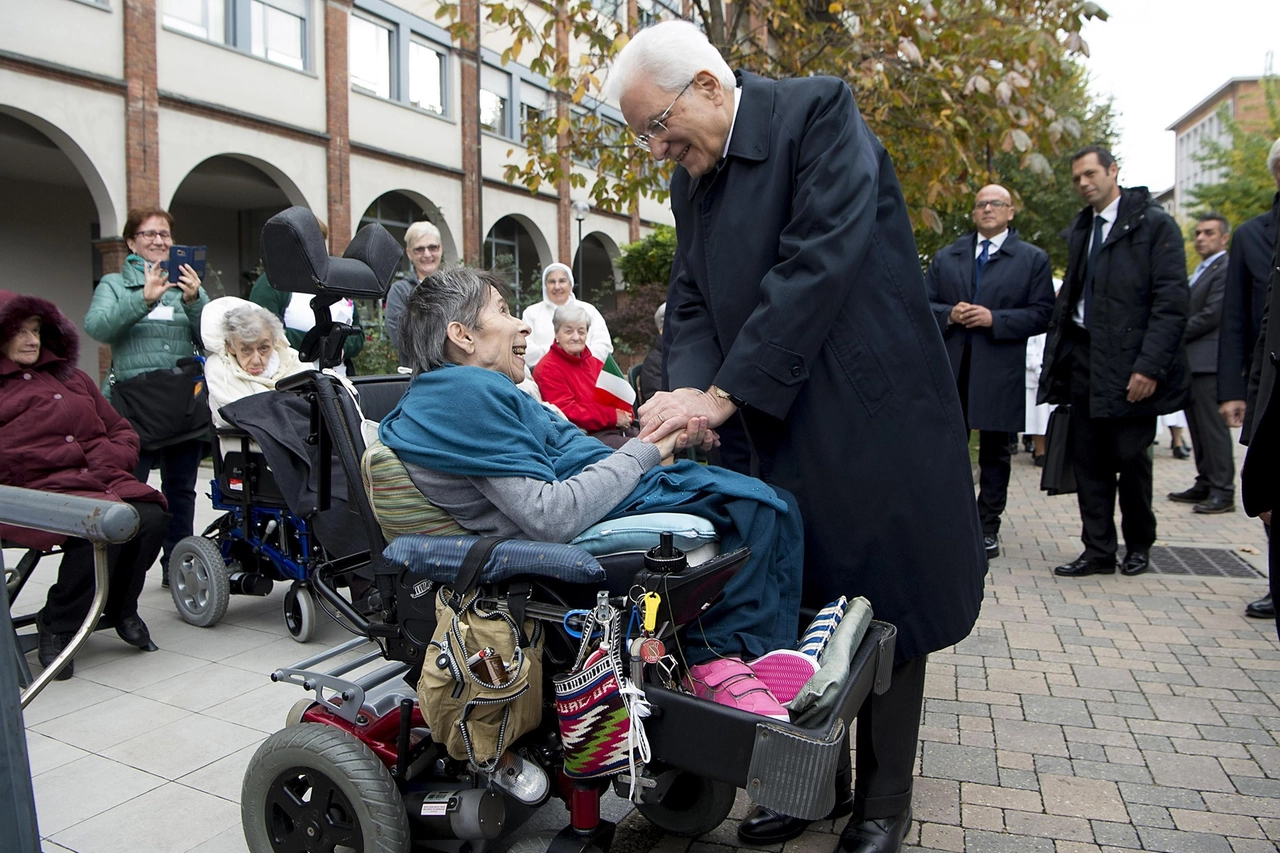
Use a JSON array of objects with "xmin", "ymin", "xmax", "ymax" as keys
[
  {"xmin": 134, "ymin": 439, "xmax": 204, "ymax": 569},
  {"xmin": 851, "ymin": 654, "xmax": 927, "ymax": 820},
  {"xmin": 1186, "ymin": 373, "xmax": 1236, "ymax": 497},
  {"xmin": 1065, "ymin": 329, "xmax": 1157, "ymax": 560},
  {"xmin": 40, "ymin": 501, "xmax": 168, "ymax": 634},
  {"xmin": 956, "ymin": 341, "xmax": 1013, "ymax": 536}
]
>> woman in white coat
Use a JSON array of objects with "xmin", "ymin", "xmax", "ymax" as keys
[
  {"xmin": 202, "ymin": 297, "xmax": 304, "ymax": 428},
  {"xmin": 521, "ymin": 263, "xmax": 614, "ymax": 368}
]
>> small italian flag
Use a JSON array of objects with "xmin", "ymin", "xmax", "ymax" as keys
[{"xmin": 594, "ymin": 354, "xmax": 636, "ymax": 410}]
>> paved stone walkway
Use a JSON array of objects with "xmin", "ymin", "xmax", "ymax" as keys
[{"xmin": 616, "ymin": 439, "xmax": 1279, "ymax": 853}]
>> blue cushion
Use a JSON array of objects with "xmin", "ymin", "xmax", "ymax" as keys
[
  {"xmin": 569, "ymin": 513, "xmax": 718, "ymax": 556},
  {"xmin": 384, "ymin": 535, "xmax": 605, "ymax": 585}
]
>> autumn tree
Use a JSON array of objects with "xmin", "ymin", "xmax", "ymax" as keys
[{"xmin": 438, "ymin": 0, "xmax": 1111, "ymax": 244}]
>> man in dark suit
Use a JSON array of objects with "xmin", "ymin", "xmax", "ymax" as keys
[
  {"xmin": 1038, "ymin": 146, "xmax": 1190, "ymax": 579},
  {"xmin": 1226, "ymin": 139, "xmax": 1280, "ymax": 623},
  {"xmin": 1168, "ymin": 213, "xmax": 1234, "ymax": 513},
  {"xmin": 608, "ymin": 21, "xmax": 987, "ymax": 853},
  {"xmin": 926, "ymin": 185, "xmax": 1055, "ymax": 558}
]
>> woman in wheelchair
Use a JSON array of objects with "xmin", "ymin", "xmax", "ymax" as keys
[
  {"xmin": 202, "ymin": 297, "xmax": 303, "ymax": 427},
  {"xmin": 379, "ymin": 268, "xmax": 806, "ymax": 721},
  {"xmin": 0, "ymin": 291, "xmax": 169, "ymax": 679}
]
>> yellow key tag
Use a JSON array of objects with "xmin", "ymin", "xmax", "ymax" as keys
[{"xmin": 642, "ymin": 592, "xmax": 661, "ymax": 633}]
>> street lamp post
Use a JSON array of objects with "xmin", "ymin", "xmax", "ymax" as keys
[{"xmin": 571, "ymin": 200, "xmax": 589, "ymax": 300}]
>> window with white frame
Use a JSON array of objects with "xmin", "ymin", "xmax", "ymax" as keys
[
  {"xmin": 162, "ymin": 0, "xmax": 310, "ymax": 70},
  {"xmin": 409, "ymin": 39, "xmax": 446, "ymax": 115},
  {"xmin": 520, "ymin": 82, "xmax": 547, "ymax": 142},
  {"xmin": 350, "ymin": 13, "xmax": 394, "ymax": 99},
  {"xmin": 481, "ymin": 66, "xmax": 512, "ymax": 137}
]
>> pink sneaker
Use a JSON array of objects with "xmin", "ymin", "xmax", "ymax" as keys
[
  {"xmin": 746, "ymin": 649, "xmax": 819, "ymax": 704},
  {"xmin": 684, "ymin": 659, "xmax": 790, "ymax": 722}
]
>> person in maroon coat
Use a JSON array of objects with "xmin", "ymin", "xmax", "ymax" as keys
[
  {"xmin": 0, "ymin": 290, "xmax": 169, "ymax": 679},
  {"xmin": 531, "ymin": 304, "xmax": 636, "ymax": 448}
]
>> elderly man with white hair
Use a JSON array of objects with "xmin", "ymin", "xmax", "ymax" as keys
[
  {"xmin": 1222, "ymin": 138, "xmax": 1280, "ymax": 625},
  {"xmin": 385, "ymin": 219, "xmax": 445, "ymax": 366},
  {"xmin": 608, "ymin": 20, "xmax": 986, "ymax": 853}
]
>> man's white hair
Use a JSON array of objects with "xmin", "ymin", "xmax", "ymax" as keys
[
  {"xmin": 604, "ymin": 20, "xmax": 734, "ymax": 102},
  {"xmin": 1269, "ymin": 138, "xmax": 1280, "ymax": 179}
]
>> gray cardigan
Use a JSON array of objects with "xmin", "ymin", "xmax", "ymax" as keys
[{"xmin": 404, "ymin": 438, "xmax": 661, "ymax": 542}]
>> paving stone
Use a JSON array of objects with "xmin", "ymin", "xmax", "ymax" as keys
[
  {"xmin": 961, "ymin": 804, "xmax": 1004, "ymax": 832},
  {"xmin": 1145, "ymin": 752, "xmax": 1235, "ymax": 792},
  {"xmin": 961, "ymin": 782, "xmax": 1042, "ymax": 812},
  {"xmin": 920, "ymin": 742, "xmax": 999, "ymax": 785},
  {"xmin": 1169, "ymin": 809, "xmax": 1264, "ymax": 838},
  {"xmin": 1035, "ymin": 755, "xmax": 1075, "ymax": 775},
  {"xmin": 1073, "ymin": 666, "xmax": 1139, "ymax": 691},
  {"xmin": 1040, "ymin": 775, "xmax": 1128, "ymax": 822},
  {"xmin": 1126, "ymin": 804, "xmax": 1176, "ymax": 829},
  {"xmin": 998, "ymin": 768, "xmax": 1041, "ymax": 791},
  {"xmin": 1148, "ymin": 695, "xmax": 1226, "ymax": 726},
  {"xmin": 963, "ymin": 829, "xmax": 1053, "ymax": 853},
  {"xmin": 911, "ymin": 777, "xmax": 959, "ymax": 825},
  {"xmin": 1134, "ymin": 827, "xmax": 1234, "ymax": 853},
  {"xmin": 1226, "ymin": 839, "xmax": 1280, "ymax": 853},
  {"xmin": 1232, "ymin": 776, "xmax": 1280, "ymax": 798},
  {"xmin": 986, "ymin": 669, "xmax": 1050, "ymax": 696},
  {"xmin": 1090, "ymin": 820, "xmax": 1140, "ymax": 847},
  {"xmin": 1202, "ymin": 792, "xmax": 1280, "ymax": 819},
  {"xmin": 918, "ymin": 822, "xmax": 965, "ymax": 852},
  {"xmin": 1197, "ymin": 726, "xmax": 1278, "ymax": 745},
  {"xmin": 1003, "ymin": 811, "xmax": 1093, "ymax": 841},
  {"xmin": 1067, "ymin": 742, "xmax": 1108, "ymax": 762},
  {"xmin": 1024, "ymin": 695, "xmax": 1094, "ymax": 727},
  {"xmin": 1117, "ymin": 782, "xmax": 1206, "ymax": 809},
  {"xmin": 994, "ymin": 719, "xmax": 1069, "ymax": 757}
]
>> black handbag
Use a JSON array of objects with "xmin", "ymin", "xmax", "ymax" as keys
[
  {"xmin": 110, "ymin": 356, "xmax": 211, "ymax": 451},
  {"xmin": 1039, "ymin": 404, "xmax": 1076, "ymax": 495}
]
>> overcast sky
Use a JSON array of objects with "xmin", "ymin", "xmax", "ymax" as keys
[{"xmin": 1079, "ymin": 0, "xmax": 1280, "ymax": 191}]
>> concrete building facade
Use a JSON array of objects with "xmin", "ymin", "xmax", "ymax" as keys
[
  {"xmin": 1, "ymin": 0, "xmax": 671, "ymax": 376},
  {"xmin": 1166, "ymin": 76, "xmax": 1269, "ymax": 219}
]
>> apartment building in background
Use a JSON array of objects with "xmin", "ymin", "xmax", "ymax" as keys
[
  {"xmin": 1166, "ymin": 76, "xmax": 1270, "ymax": 219},
  {"xmin": 0, "ymin": 0, "xmax": 675, "ymax": 377}
]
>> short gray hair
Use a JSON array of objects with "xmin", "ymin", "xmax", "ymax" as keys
[
  {"xmin": 654, "ymin": 301, "xmax": 666, "ymax": 333},
  {"xmin": 1269, "ymin": 138, "xmax": 1280, "ymax": 179},
  {"xmin": 552, "ymin": 303, "xmax": 590, "ymax": 332},
  {"xmin": 403, "ymin": 267, "xmax": 514, "ymax": 374},
  {"xmin": 604, "ymin": 20, "xmax": 735, "ymax": 102},
  {"xmin": 405, "ymin": 220, "xmax": 441, "ymax": 247},
  {"xmin": 222, "ymin": 303, "xmax": 284, "ymax": 351}
]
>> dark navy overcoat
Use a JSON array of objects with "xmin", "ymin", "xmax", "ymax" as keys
[
  {"xmin": 665, "ymin": 71, "xmax": 987, "ymax": 663},
  {"xmin": 925, "ymin": 230, "xmax": 1054, "ymax": 433}
]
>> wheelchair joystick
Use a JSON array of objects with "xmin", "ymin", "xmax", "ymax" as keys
[{"xmin": 643, "ymin": 531, "xmax": 686, "ymax": 574}]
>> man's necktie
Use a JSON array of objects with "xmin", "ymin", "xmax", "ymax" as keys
[
  {"xmin": 1082, "ymin": 214, "xmax": 1105, "ymax": 326},
  {"xmin": 1189, "ymin": 259, "xmax": 1208, "ymax": 286},
  {"xmin": 974, "ymin": 239, "xmax": 992, "ymax": 297}
]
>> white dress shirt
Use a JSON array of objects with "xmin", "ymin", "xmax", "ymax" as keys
[{"xmin": 974, "ymin": 229, "xmax": 1010, "ymax": 259}]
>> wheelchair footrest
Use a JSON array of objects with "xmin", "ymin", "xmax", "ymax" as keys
[{"xmin": 746, "ymin": 720, "xmax": 844, "ymax": 820}]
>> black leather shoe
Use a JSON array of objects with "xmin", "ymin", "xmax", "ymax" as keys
[
  {"xmin": 161, "ymin": 566, "xmax": 170, "ymax": 589},
  {"xmin": 1245, "ymin": 594, "xmax": 1275, "ymax": 619},
  {"xmin": 984, "ymin": 536, "xmax": 999, "ymax": 559},
  {"xmin": 1193, "ymin": 495, "xmax": 1235, "ymax": 514},
  {"xmin": 1033, "ymin": 454, "xmax": 1046, "ymax": 468},
  {"xmin": 1054, "ymin": 554, "xmax": 1116, "ymax": 577},
  {"xmin": 1173, "ymin": 443, "xmax": 1192, "ymax": 459},
  {"xmin": 115, "ymin": 615, "xmax": 159, "ymax": 651},
  {"xmin": 37, "ymin": 622, "xmax": 75, "ymax": 680},
  {"xmin": 1168, "ymin": 486, "xmax": 1210, "ymax": 503},
  {"xmin": 837, "ymin": 808, "xmax": 913, "ymax": 853},
  {"xmin": 738, "ymin": 768, "xmax": 853, "ymax": 845},
  {"xmin": 1120, "ymin": 549, "xmax": 1150, "ymax": 576}
]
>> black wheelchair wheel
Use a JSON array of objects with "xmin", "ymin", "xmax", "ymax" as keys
[
  {"xmin": 283, "ymin": 582, "xmax": 316, "ymax": 643},
  {"xmin": 635, "ymin": 771, "xmax": 736, "ymax": 837},
  {"xmin": 242, "ymin": 723, "xmax": 409, "ymax": 853},
  {"xmin": 170, "ymin": 535, "xmax": 231, "ymax": 628}
]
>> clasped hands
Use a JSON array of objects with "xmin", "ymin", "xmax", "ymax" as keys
[
  {"xmin": 949, "ymin": 302, "xmax": 993, "ymax": 328},
  {"xmin": 142, "ymin": 261, "xmax": 202, "ymax": 306},
  {"xmin": 637, "ymin": 387, "xmax": 733, "ymax": 463}
]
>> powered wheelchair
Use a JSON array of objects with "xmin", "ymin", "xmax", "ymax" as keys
[{"xmin": 236, "ymin": 207, "xmax": 897, "ymax": 853}]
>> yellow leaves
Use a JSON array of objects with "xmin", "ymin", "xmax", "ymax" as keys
[
  {"xmin": 828, "ymin": 2, "xmax": 843, "ymax": 14},
  {"xmin": 921, "ymin": 207, "xmax": 943, "ymax": 234}
]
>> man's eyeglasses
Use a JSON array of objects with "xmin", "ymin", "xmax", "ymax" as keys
[
  {"xmin": 135, "ymin": 229, "xmax": 173, "ymax": 241},
  {"xmin": 973, "ymin": 201, "xmax": 1012, "ymax": 211},
  {"xmin": 634, "ymin": 79, "xmax": 694, "ymax": 152}
]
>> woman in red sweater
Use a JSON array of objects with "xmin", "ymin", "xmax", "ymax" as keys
[{"xmin": 532, "ymin": 304, "xmax": 635, "ymax": 448}]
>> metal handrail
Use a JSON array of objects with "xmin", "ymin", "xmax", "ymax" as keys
[{"xmin": 0, "ymin": 486, "xmax": 140, "ymax": 707}]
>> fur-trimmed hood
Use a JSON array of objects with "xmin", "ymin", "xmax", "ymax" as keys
[{"xmin": 0, "ymin": 290, "xmax": 81, "ymax": 380}]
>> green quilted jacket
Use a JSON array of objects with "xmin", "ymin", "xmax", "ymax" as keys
[{"xmin": 84, "ymin": 254, "xmax": 208, "ymax": 397}]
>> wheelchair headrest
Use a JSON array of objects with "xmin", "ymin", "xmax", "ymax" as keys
[{"xmin": 261, "ymin": 206, "xmax": 402, "ymax": 300}]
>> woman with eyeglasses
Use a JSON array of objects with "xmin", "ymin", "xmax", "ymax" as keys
[{"xmin": 85, "ymin": 207, "xmax": 209, "ymax": 588}]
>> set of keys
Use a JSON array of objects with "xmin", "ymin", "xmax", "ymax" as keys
[{"xmin": 629, "ymin": 590, "xmax": 674, "ymax": 686}]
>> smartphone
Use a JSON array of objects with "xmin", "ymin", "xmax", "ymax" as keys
[{"xmin": 168, "ymin": 245, "xmax": 208, "ymax": 283}]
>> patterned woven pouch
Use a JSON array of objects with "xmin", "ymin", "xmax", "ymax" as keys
[{"xmin": 553, "ymin": 603, "xmax": 634, "ymax": 780}]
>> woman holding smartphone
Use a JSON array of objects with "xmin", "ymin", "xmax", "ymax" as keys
[{"xmin": 85, "ymin": 207, "xmax": 209, "ymax": 588}]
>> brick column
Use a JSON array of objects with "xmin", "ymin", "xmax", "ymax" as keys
[
  {"xmin": 458, "ymin": 0, "xmax": 483, "ymax": 263},
  {"xmin": 123, "ymin": 0, "xmax": 160, "ymax": 209},
  {"xmin": 324, "ymin": 0, "xmax": 352, "ymax": 253},
  {"xmin": 555, "ymin": 4, "xmax": 572, "ymax": 265},
  {"xmin": 93, "ymin": 238, "xmax": 130, "ymax": 382}
]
